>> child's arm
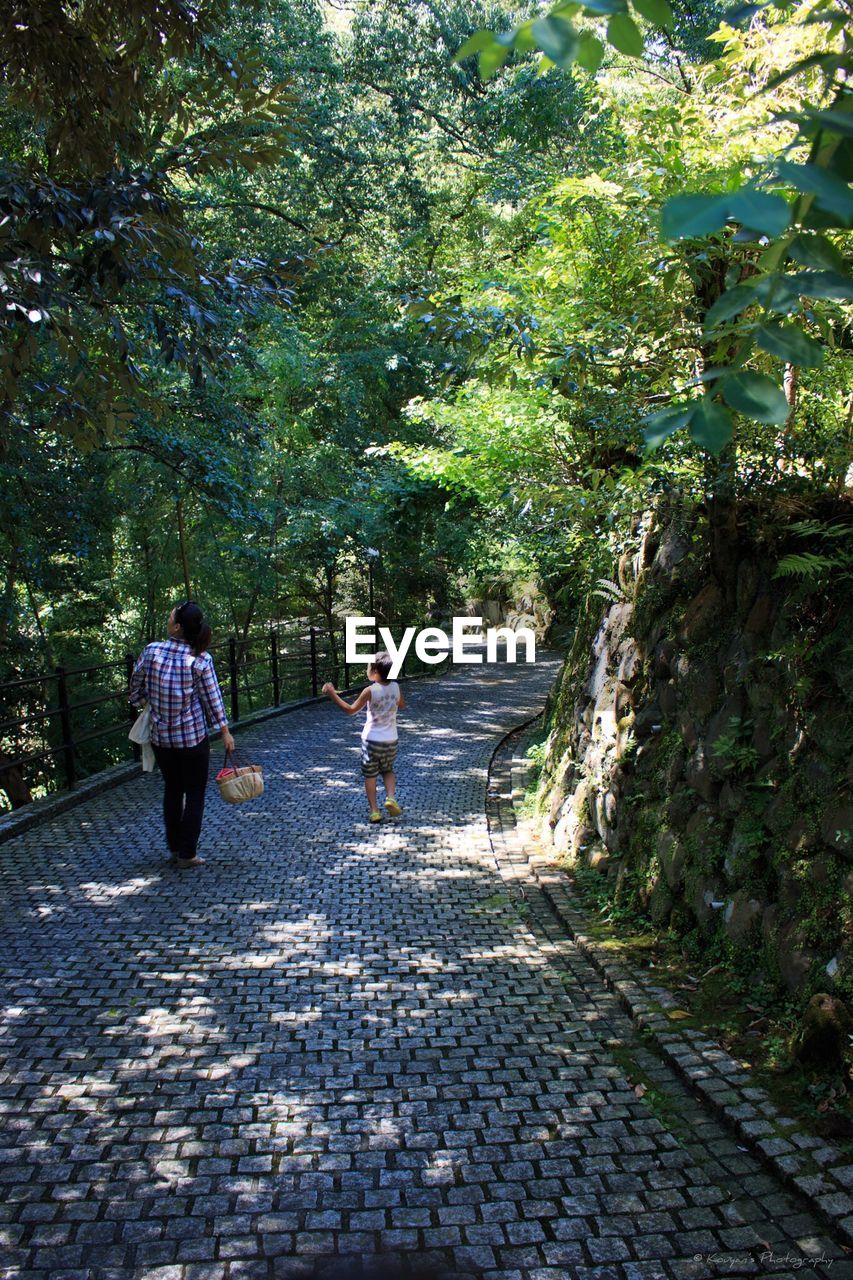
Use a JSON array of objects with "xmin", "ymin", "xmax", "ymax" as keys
[
  {"xmin": 322, "ymin": 683, "xmax": 370, "ymax": 715},
  {"xmin": 397, "ymin": 689, "xmax": 406, "ymax": 711}
]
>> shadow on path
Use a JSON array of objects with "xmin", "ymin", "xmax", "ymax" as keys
[{"xmin": 0, "ymin": 657, "xmax": 844, "ymax": 1279}]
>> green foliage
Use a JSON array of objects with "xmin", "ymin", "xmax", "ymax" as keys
[
  {"xmin": 571, "ymin": 863, "xmax": 654, "ymax": 932},
  {"xmin": 720, "ymin": 373, "xmax": 791, "ymax": 426},
  {"xmin": 710, "ymin": 716, "xmax": 760, "ymax": 778},
  {"xmin": 0, "ymin": 0, "xmax": 300, "ymax": 452},
  {"xmin": 5, "ymin": 0, "xmax": 610, "ymax": 702},
  {"xmin": 2, "ymin": 0, "xmax": 851, "ymax": 830},
  {"xmin": 454, "ymin": 0, "xmax": 851, "ymax": 467},
  {"xmin": 592, "ymin": 577, "xmax": 629, "ymax": 603},
  {"xmin": 774, "ymin": 518, "xmax": 853, "ymax": 583},
  {"xmin": 456, "ymin": 0, "xmax": 675, "ymax": 80},
  {"xmin": 653, "ymin": 2, "xmax": 853, "ymax": 444},
  {"xmin": 774, "ymin": 551, "xmax": 844, "ymax": 579}
]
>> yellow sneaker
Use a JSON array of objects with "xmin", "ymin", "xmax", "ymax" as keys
[
  {"xmin": 369, "ymin": 810, "xmax": 382, "ymax": 823},
  {"xmin": 384, "ymin": 798, "xmax": 402, "ymax": 817}
]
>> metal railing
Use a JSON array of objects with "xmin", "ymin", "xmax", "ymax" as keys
[{"xmin": 0, "ymin": 619, "xmax": 444, "ymax": 811}]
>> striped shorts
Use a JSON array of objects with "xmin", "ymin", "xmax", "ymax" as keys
[{"xmin": 360, "ymin": 739, "xmax": 398, "ymax": 777}]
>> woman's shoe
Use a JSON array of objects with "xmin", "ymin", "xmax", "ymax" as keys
[
  {"xmin": 176, "ymin": 856, "xmax": 205, "ymax": 868},
  {"xmin": 384, "ymin": 798, "xmax": 402, "ymax": 817},
  {"xmin": 369, "ymin": 810, "xmax": 382, "ymax": 823}
]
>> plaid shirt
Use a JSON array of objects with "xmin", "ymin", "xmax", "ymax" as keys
[{"xmin": 129, "ymin": 639, "xmax": 227, "ymax": 748}]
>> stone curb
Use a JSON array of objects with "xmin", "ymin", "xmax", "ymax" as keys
[
  {"xmin": 0, "ymin": 666, "xmax": 444, "ymax": 848},
  {"xmin": 487, "ymin": 718, "xmax": 853, "ymax": 1253},
  {"xmin": 0, "ymin": 759, "xmax": 143, "ymax": 846}
]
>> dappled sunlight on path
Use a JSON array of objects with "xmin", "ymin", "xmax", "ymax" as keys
[{"xmin": 0, "ymin": 657, "xmax": 844, "ymax": 1279}]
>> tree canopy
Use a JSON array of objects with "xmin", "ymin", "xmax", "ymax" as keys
[{"xmin": 1, "ymin": 0, "xmax": 850, "ymax": 706}]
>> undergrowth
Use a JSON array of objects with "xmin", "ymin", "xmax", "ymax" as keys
[{"xmin": 567, "ymin": 862, "xmax": 853, "ymax": 1148}]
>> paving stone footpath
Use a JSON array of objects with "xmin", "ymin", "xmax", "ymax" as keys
[{"xmin": 0, "ymin": 658, "xmax": 849, "ymax": 1280}]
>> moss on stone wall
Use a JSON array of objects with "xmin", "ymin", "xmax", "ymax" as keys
[{"xmin": 537, "ymin": 499, "xmax": 853, "ymax": 1010}]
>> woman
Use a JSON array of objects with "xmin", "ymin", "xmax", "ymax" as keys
[{"xmin": 130, "ymin": 601, "xmax": 235, "ymax": 868}]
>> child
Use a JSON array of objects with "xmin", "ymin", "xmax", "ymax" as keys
[{"xmin": 322, "ymin": 651, "xmax": 406, "ymax": 823}]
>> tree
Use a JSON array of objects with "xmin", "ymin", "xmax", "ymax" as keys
[{"xmin": 1, "ymin": 0, "xmax": 297, "ymax": 455}]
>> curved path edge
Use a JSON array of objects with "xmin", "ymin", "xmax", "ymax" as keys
[{"xmin": 485, "ymin": 720, "xmax": 853, "ymax": 1254}]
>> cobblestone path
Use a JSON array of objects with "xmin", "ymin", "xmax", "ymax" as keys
[{"xmin": 0, "ymin": 660, "xmax": 847, "ymax": 1280}]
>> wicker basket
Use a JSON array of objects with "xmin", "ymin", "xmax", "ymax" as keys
[{"xmin": 216, "ymin": 756, "xmax": 264, "ymax": 805}]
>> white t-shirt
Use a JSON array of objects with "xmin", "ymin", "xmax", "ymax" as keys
[{"xmin": 362, "ymin": 681, "xmax": 400, "ymax": 743}]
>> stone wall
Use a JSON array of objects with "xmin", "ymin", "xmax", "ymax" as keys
[
  {"xmin": 463, "ymin": 578, "xmax": 554, "ymax": 641},
  {"xmin": 538, "ymin": 501, "xmax": 852, "ymax": 1001}
]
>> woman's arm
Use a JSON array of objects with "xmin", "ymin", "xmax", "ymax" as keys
[
  {"xmin": 196, "ymin": 656, "xmax": 235, "ymax": 751},
  {"xmin": 322, "ymin": 684, "xmax": 370, "ymax": 715},
  {"xmin": 128, "ymin": 651, "xmax": 148, "ymax": 707}
]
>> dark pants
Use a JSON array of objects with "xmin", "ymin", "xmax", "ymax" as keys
[{"xmin": 152, "ymin": 738, "xmax": 210, "ymax": 859}]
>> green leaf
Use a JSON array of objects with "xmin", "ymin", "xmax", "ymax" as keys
[
  {"xmin": 687, "ymin": 399, "xmax": 733, "ymax": 453},
  {"xmin": 775, "ymin": 160, "xmax": 853, "ymax": 226},
  {"xmin": 787, "ymin": 233, "xmax": 845, "ymax": 272},
  {"xmin": 721, "ymin": 372, "xmax": 790, "ymax": 425},
  {"xmin": 662, "ymin": 187, "xmax": 789, "ymax": 241},
  {"xmin": 751, "ymin": 273, "xmax": 808, "ymax": 314},
  {"xmin": 724, "ymin": 0, "xmax": 771, "ymax": 23},
  {"xmin": 576, "ymin": 32, "xmax": 605, "ymax": 71},
  {"xmin": 454, "ymin": 31, "xmax": 496, "ymax": 61},
  {"xmin": 756, "ymin": 322, "xmax": 824, "ymax": 368},
  {"xmin": 804, "ymin": 207, "xmax": 848, "ymax": 233},
  {"xmin": 698, "ymin": 366, "xmax": 741, "ymax": 384},
  {"xmin": 774, "ymin": 552, "xmax": 838, "ymax": 580},
  {"xmin": 726, "ymin": 189, "xmax": 790, "ymax": 237},
  {"xmin": 582, "ymin": 0, "xmax": 628, "ymax": 14},
  {"xmin": 786, "ymin": 270, "xmax": 853, "ymax": 301},
  {"xmin": 531, "ymin": 16, "xmax": 580, "ymax": 67},
  {"xmin": 631, "ymin": 0, "xmax": 674, "ymax": 27},
  {"xmin": 479, "ymin": 39, "xmax": 513, "ymax": 79},
  {"xmin": 607, "ymin": 12, "xmax": 645, "ymax": 55},
  {"xmin": 766, "ymin": 52, "xmax": 841, "ymax": 90},
  {"xmin": 514, "ymin": 21, "xmax": 538, "ymax": 53},
  {"xmin": 800, "ymin": 8, "xmax": 849, "ymax": 25},
  {"xmin": 827, "ymin": 137, "xmax": 853, "ymax": 184},
  {"xmin": 641, "ymin": 403, "xmax": 692, "ymax": 450},
  {"xmin": 703, "ymin": 282, "xmax": 757, "ymax": 328},
  {"xmin": 798, "ymin": 109, "xmax": 853, "ymax": 139},
  {"xmin": 661, "ymin": 193, "xmax": 727, "ymax": 240}
]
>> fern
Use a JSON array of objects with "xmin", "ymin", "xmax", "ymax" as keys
[
  {"xmin": 787, "ymin": 519, "xmax": 851, "ymax": 543},
  {"xmin": 774, "ymin": 552, "xmax": 839, "ymax": 579},
  {"xmin": 591, "ymin": 577, "xmax": 626, "ymax": 603},
  {"xmin": 774, "ymin": 513, "xmax": 852, "ymax": 583}
]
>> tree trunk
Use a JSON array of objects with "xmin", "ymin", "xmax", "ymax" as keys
[
  {"xmin": 240, "ymin": 477, "xmax": 285, "ymax": 641},
  {"xmin": 784, "ymin": 362, "xmax": 799, "ymax": 416},
  {"xmin": 0, "ymin": 545, "xmax": 19, "ymax": 650},
  {"xmin": 706, "ymin": 448, "xmax": 739, "ymax": 608},
  {"xmin": 321, "ymin": 565, "xmax": 339, "ymax": 678},
  {"xmin": 176, "ymin": 498, "xmax": 192, "ymax": 598},
  {"xmin": 693, "ymin": 251, "xmax": 742, "ymax": 605},
  {"xmin": 23, "ymin": 571, "xmax": 53, "ymax": 664}
]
